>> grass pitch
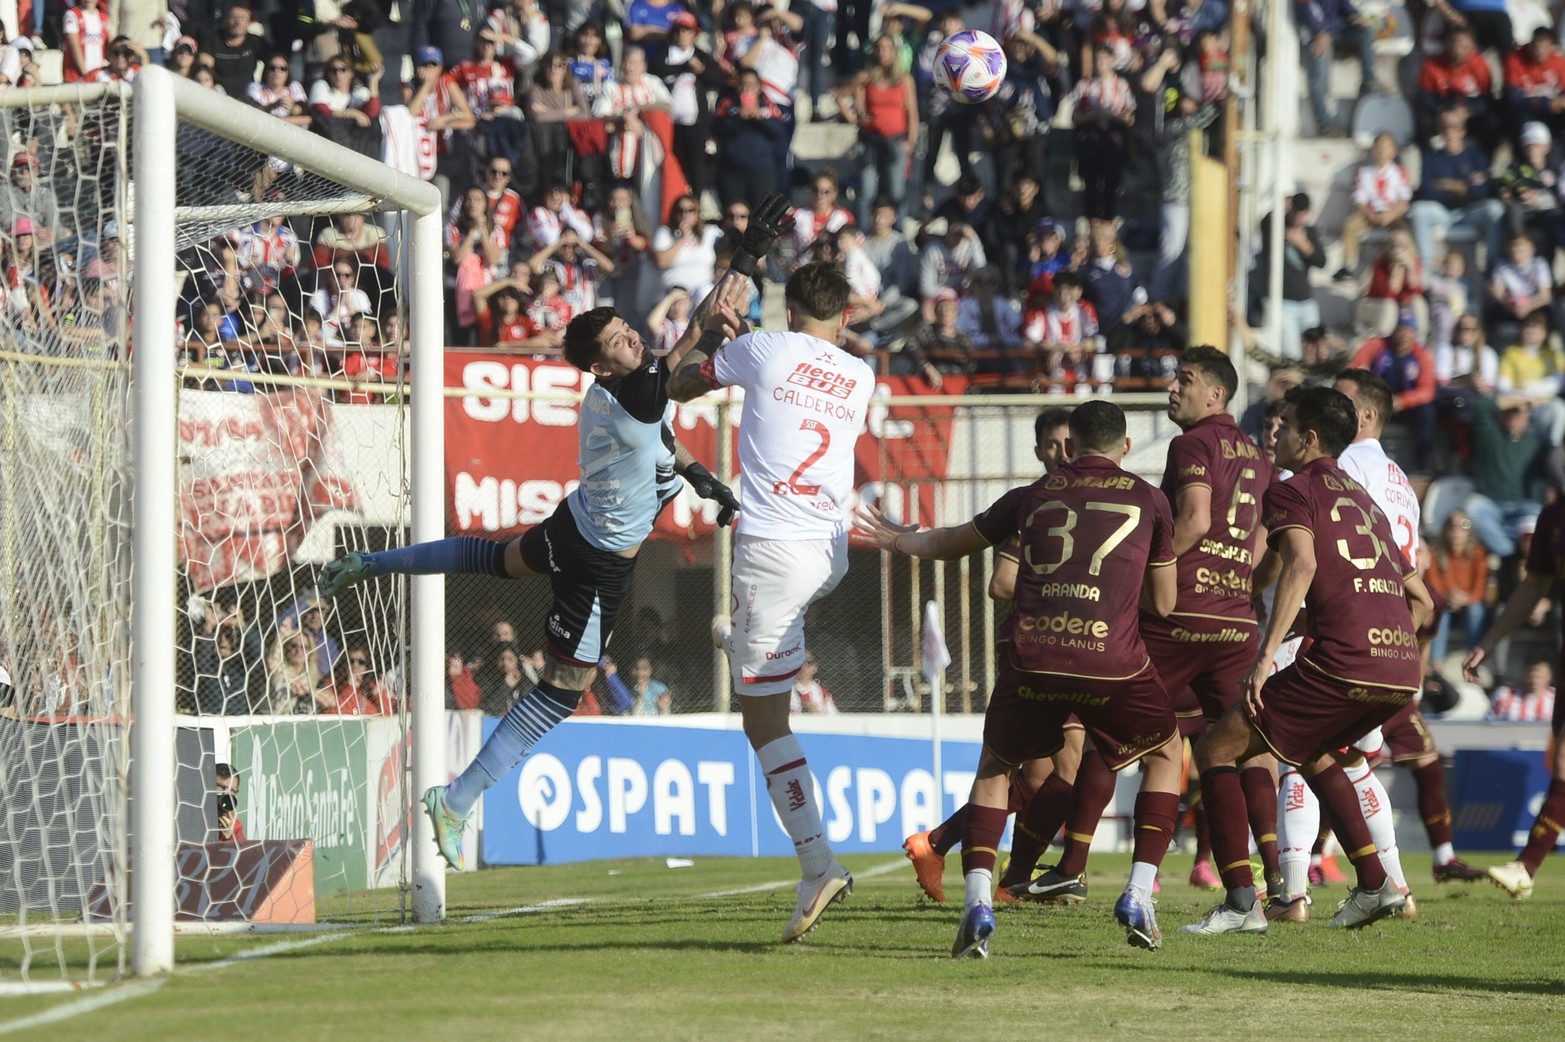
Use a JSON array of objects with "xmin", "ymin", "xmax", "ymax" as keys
[{"xmin": 2, "ymin": 851, "xmax": 1562, "ymax": 1041}]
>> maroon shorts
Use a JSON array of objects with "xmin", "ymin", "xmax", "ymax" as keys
[
  {"xmin": 1381, "ymin": 701, "xmax": 1438, "ymax": 762},
  {"xmin": 1141, "ymin": 613, "xmax": 1258, "ymax": 724},
  {"xmin": 985, "ymin": 658, "xmax": 1177, "ymax": 772},
  {"xmin": 1249, "ymin": 660, "xmax": 1415, "ymax": 767}
]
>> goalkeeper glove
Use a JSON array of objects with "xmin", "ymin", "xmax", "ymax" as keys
[
  {"xmin": 730, "ymin": 193, "xmax": 790, "ymax": 277},
  {"xmin": 682, "ymin": 462, "xmax": 740, "ymax": 527}
]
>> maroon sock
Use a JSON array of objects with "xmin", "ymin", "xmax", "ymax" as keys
[
  {"xmin": 930, "ymin": 804, "xmax": 968, "ymax": 857},
  {"xmin": 1056, "ymin": 750, "xmax": 1115, "ymax": 877},
  {"xmin": 1200, "ymin": 767, "xmax": 1255, "ymax": 889},
  {"xmin": 1007, "ymin": 773, "xmax": 1038, "ymax": 815},
  {"xmin": 1193, "ymin": 798, "xmax": 1213, "ymax": 862},
  {"xmin": 1311, "ymin": 830, "xmax": 1327, "ymax": 857},
  {"xmin": 1519, "ymin": 778, "xmax": 1565, "ymax": 875},
  {"xmin": 1001, "ymin": 773, "xmax": 1073, "ymax": 886},
  {"xmin": 1241, "ymin": 766, "xmax": 1280, "ymax": 878},
  {"xmin": 1132, "ymin": 790, "xmax": 1181, "ymax": 870},
  {"xmin": 1410, "ymin": 760, "xmax": 1455, "ymax": 849},
  {"xmin": 1308, "ymin": 763, "xmax": 1388, "ymax": 891},
  {"xmin": 960, "ymin": 804, "xmax": 1011, "ymax": 879}
]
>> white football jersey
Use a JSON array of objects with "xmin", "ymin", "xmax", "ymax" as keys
[
  {"xmin": 703, "ymin": 331, "xmax": 875, "ymax": 540},
  {"xmin": 1338, "ymin": 438, "xmax": 1421, "ymax": 571}
]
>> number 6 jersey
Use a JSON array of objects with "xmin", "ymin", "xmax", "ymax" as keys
[
  {"xmin": 700, "ymin": 331, "xmax": 876, "ymax": 540},
  {"xmin": 1261, "ymin": 457, "xmax": 1421, "ymax": 692}
]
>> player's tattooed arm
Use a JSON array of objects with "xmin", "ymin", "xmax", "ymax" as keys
[
  {"xmin": 667, "ymin": 329, "xmax": 727, "ymax": 402},
  {"xmin": 542, "ymin": 658, "xmax": 599, "ymax": 693}
]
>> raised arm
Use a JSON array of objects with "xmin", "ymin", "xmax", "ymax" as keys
[
  {"xmin": 855, "ymin": 503, "xmax": 992, "ymax": 560},
  {"xmin": 667, "ymin": 194, "xmax": 791, "ymax": 398}
]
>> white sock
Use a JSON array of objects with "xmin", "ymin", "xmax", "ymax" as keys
[
  {"xmin": 965, "ymin": 868, "xmax": 993, "ymax": 909},
  {"xmin": 1434, "ymin": 842, "xmax": 1455, "ymax": 865},
  {"xmin": 1276, "ymin": 768, "xmax": 1317, "ymax": 901},
  {"xmin": 1349, "ymin": 763, "xmax": 1407, "ymax": 892},
  {"xmin": 757, "ymin": 735, "xmax": 835, "ymax": 880},
  {"xmin": 1128, "ymin": 860, "xmax": 1158, "ymax": 895}
]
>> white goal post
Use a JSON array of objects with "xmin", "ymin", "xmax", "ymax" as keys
[{"xmin": 129, "ymin": 66, "xmax": 446, "ymax": 976}]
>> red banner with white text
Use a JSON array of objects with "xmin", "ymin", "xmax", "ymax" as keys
[{"xmin": 443, "ymin": 354, "xmax": 969, "ymax": 543}]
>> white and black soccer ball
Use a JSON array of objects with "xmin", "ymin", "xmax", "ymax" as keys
[{"xmin": 932, "ymin": 29, "xmax": 1008, "ymax": 105}]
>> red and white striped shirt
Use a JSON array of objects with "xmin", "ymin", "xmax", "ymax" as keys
[
  {"xmin": 1025, "ymin": 301, "xmax": 1100, "ymax": 346},
  {"xmin": 593, "ymin": 75, "xmax": 674, "ymax": 180},
  {"xmin": 1489, "ymin": 685, "xmax": 1556, "ymax": 722},
  {"xmin": 1069, "ymin": 73, "xmax": 1134, "ymax": 121},
  {"xmin": 1351, "ymin": 161, "xmax": 1413, "ymax": 213},
  {"xmin": 791, "ymin": 206, "xmax": 854, "ymax": 260},
  {"xmin": 409, "ymin": 74, "xmax": 463, "ymax": 180},
  {"xmin": 451, "ymin": 59, "xmax": 516, "ymax": 116},
  {"xmin": 544, "ymin": 258, "xmax": 600, "ymax": 319},
  {"xmin": 526, "ymin": 203, "xmax": 594, "ymax": 250},
  {"xmin": 236, "ymin": 222, "xmax": 300, "ymax": 287}
]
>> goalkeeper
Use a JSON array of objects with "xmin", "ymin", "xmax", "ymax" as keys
[{"xmin": 316, "ymin": 195, "xmax": 792, "ymax": 871}]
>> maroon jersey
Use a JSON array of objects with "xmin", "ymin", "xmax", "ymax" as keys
[
  {"xmin": 1261, "ymin": 457, "xmax": 1420, "ymax": 691},
  {"xmin": 1159, "ymin": 412, "xmax": 1274, "ymax": 620},
  {"xmin": 1525, "ymin": 499, "xmax": 1565, "ymax": 669},
  {"xmin": 973, "ymin": 455, "xmax": 1176, "ymax": 680}
]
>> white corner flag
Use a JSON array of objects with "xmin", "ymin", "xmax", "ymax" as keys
[
  {"xmin": 921, "ymin": 600, "xmax": 951, "ymax": 685},
  {"xmin": 922, "ymin": 599, "xmax": 951, "ymax": 815}
]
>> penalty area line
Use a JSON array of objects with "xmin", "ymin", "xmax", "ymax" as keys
[
  {"xmin": 0, "ymin": 978, "xmax": 165, "ymax": 1036},
  {"xmin": 696, "ymin": 857, "xmax": 909, "ymax": 898},
  {"xmin": 461, "ymin": 898, "xmax": 589, "ymax": 923}
]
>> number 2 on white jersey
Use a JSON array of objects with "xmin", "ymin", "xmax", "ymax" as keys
[{"xmin": 772, "ymin": 420, "xmax": 830, "ymax": 495}]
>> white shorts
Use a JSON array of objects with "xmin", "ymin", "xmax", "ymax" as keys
[{"xmin": 727, "ymin": 535, "xmax": 849, "ymax": 696}]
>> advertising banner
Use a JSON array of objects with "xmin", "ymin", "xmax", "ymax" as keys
[
  {"xmin": 443, "ymin": 354, "xmax": 970, "ymax": 543},
  {"xmin": 232, "ymin": 720, "xmax": 371, "ymax": 897},
  {"xmin": 1450, "ymin": 748, "xmax": 1565, "ymax": 853},
  {"xmin": 479, "ymin": 719, "xmax": 980, "ymax": 866},
  {"xmin": 179, "ymin": 389, "xmax": 360, "ymax": 592}
]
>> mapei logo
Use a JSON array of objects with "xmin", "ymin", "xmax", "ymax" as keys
[{"xmin": 785, "ymin": 362, "xmax": 858, "ymax": 400}]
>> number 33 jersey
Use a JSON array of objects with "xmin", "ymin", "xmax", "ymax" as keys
[
  {"xmin": 1262, "ymin": 457, "xmax": 1421, "ymax": 692},
  {"xmin": 973, "ymin": 456, "xmax": 1177, "ymax": 680},
  {"xmin": 701, "ymin": 331, "xmax": 875, "ymax": 540}
]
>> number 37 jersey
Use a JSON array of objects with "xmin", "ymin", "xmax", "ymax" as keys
[
  {"xmin": 702, "ymin": 331, "xmax": 875, "ymax": 541},
  {"xmin": 1262, "ymin": 457, "xmax": 1420, "ymax": 692},
  {"xmin": 973, "ymin": 456, "xmax": 1177, "ymax": 680}
]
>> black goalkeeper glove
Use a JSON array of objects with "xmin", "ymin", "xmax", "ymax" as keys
[
  {"xmin": 730, "ymin": 193, "xmax": 790, "ymax": 277},
  {"xmin": 683, "ymin": 462, "xmax": 740, "ymax": 527}
]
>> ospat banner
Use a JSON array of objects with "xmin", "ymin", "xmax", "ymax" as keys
[
  {"xmin": 442, "ymin": 353, "xmax": 970, "ymax": 543},
  {"xmin": 478, "ymin": 719, "xmax": 982, "ymax": 866}
]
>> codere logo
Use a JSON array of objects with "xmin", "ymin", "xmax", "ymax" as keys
[
  {"xmin": 1016, "ymin": 612, "xmax": 1110, "ymax": 638},
  {"xmin": 1366, "ymin": 627, "xmax": 1417, "ymax": 647}
]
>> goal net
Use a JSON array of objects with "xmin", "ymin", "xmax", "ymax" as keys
[{"xmin": 0, "ymin": 70, "xmax": 445, "ymax": 987}]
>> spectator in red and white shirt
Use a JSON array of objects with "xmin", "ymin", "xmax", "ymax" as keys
[
  {"xmin": 526, "ymin": 181, "xmax": 594, "ymax": 250},
  {"xmin": 593, "ymin": 46, "xmax": 673, "ymax": 183},
  {"xmin": 1024, "ymin": 269, "xmax": 1101, "ymax": 352},
  {"xmin": 1489, "ymin": 659, "xmax": 1557, "ymax": 722},
  {"xmin": 474, "ymin": 274, "xmax": 566, "ymax": 353},
  {"xmin": 1335, "ymin": 131, "xmax": 1413, "ymax": 280},
  {"xmin": 528, "ymin": 227, "xmax": 613, "ymax": 320},
  {"xmin": 523, "ymin": 265, "xmax": 574, "ymax": 333},
  {"xmin": 1503, "ymin": 27, "xmax": 1565, "ymax": 145},
  {"xmin": 235, "ymin": 215, "xmax": 301, "ymax": 291},
  {"xmin": 403, "ymin": 46, "xmax": 476, "ymax": 183},
  {"xmin": 453, "ymin": 29, "xmax": 530, "ymax": 179},
  {"xmin": 1416, "ymin": 27, "xmax": 1494, "ymax": 145},
  {"xmin": 63, "ymin": 0, "xmax": 109, "ymax": 84},
  {"xmin": 249, "ymin": 51, "xmax": 312, "ymax": 126},
  {"xmin": 791, "ymin": 167, "xmax": 855, "ymax": 270},
  {"xmin": 1069, "ymin": 43, "xmax": 1135, "ymax": 221},
  {"xmin": 309, "ymin": 58, "xmax": 383, "ymax": 131},
  {"xmin": 480, "ymin": 157, "xmax": 526, "ymax": 254},
  {"xmin": 89, "ymin": 35, "xmax": 144, "ymax": 82},
  {"xmin": 486, "ymin": 0, "xmax": 552, "ymax": 80}
]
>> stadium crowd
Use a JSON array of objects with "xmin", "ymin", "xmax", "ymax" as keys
[{"xmin": 0, "ymin": 0, "xmax": 1563, "ymax": 716}]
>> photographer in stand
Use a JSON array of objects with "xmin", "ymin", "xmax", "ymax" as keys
[{"xmin": 215, "ymin": 763, "xmax": 246, "ymax": 842}]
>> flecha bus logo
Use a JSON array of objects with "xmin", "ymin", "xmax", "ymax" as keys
[{"xmin": 786, "ymin": 361, "xmax": 858, "ymax": 399}]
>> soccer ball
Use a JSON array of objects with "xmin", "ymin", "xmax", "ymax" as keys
[{"xmin": 933, "ymin": 29, "xmax": 1007, "ymax": 105}]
